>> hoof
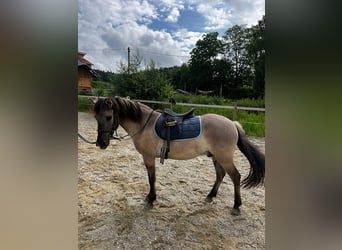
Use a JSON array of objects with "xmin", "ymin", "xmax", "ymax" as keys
[
  {"xmin": 231, "ymin": 208, "xmax": 241, "ymax": 216},
  {"xmin": 144, "ymin": 194, "xmax": 155, "ymax": 209},
  {"xmin": 144, "ymin": 202, "xmax": 153, "ymax": 210},
  {"xmin": 205, "ymin": 196, "xmax": 213, "ymax": 203}
]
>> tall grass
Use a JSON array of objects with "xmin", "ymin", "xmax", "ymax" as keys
[
  {"xmin": 171, "ymin": 94, "xmax": 265, "ymax": 137},
  {"xmin": 173, "ymin": 94, "xmax": 265, "ymax": 108},
  {"xmin": 235, "ymin": 98, "xmax": 265, "ymax": 108},
  {"xmin": 78, "ymin": 97, "xmax": 94, "ymax": 112},
  {"xmin": 237, "ymin": 111, "xmax": 265, "ymax": 137},
  {"xmin": 92, "ymin": 81, "xmax": 116, "ymax": 97},
  {"xmin": 173, "ymin": 94, "xmax": 226, "ymax": 105},
  {"xmin": 173, "ymin": 106, "xmax": 264, "ymax": 137}
]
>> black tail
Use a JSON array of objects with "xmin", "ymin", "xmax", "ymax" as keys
[{"xmin": 234, "ymin": 122, "xmax": 265, "ymax": 188}]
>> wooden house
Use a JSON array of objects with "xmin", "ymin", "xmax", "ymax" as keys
[{"xmin": 78, "ymin": 52, "xmax": 94, "ymax": 93}]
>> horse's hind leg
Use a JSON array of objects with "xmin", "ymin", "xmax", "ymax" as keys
[
  {"xmin": 143, "ymin": 156, "xmax": 156, "ymax": 208},
  {"xmin": 226, "ymin": 164, "xmax": 242, "ymax": 215},
  {"xmin": 206, "ymin": 158, "xmax": 226, "ymax": 202}
]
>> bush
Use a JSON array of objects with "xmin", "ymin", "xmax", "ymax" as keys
[
  {"xmin": 115, "ymin": 58, "xmax": 173, "ymax": 100},
  {"xmin": 236, "ymin": 98, "xmax": 265, "ymax": 108},
  {"xmin": 78, "ymin": 97, "xmax": 93, "ymax": 112},
  {"xmin": 92, "ymin": 81, "xmax": 116, "ymax": 97},
  {"xmin": 173, "ymin": 94, "xmax": 225, "ymax": 105},
  {"xmin": 78, "ymin": 89, "xmax": 92, "ymax": 96}
]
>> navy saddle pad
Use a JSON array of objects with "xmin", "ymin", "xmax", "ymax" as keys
[{"xmin": 153, "ymin": 114, "xmax": 202, "ymax": 141}]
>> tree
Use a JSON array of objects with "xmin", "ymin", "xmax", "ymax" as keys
[
  {"xmin": 246, "ymin": 16, "xmax": 265, "ymax": 98},
  {"xmin": 188, "ymin": 32, "xmax": 224, "ymax": 93},
  {"xmin": 212, "ymin": 58, "xmax": 232, "ymax": 97},
  {"xmin": 159, "ymin": 63, "xmax": 191, "ymax": 92},
  {"xmin": 222, "ymin": 25, "xmax": 252, "ymax": 89},
  {"xmin": 178, "ymin": 19, "xmax": 265, "ymax": 99},
  {"xmin": 92, "ymin": 69, "xmax": 115, "ymax": 82},
  {"xmin": 115, "ymin": 54, "xmax": 172, "ymax": 99}
]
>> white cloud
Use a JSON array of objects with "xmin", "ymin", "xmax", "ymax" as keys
[
  {"xmin": 197, "ymin": 3, "xmax": 233, "ymax": 30},
  {"xmin": 158, "ymin": 0, "xmax": 184, "ymax": 9},
  {"xmin": 165, "ymin": 7, "xmax": 180, "ymax": 23},
  {"xmin": 79, "ymin": 20, "xmax": 192, "ymax": 71},
  {"xmin": 78, "ymin": 0, "xmax": 160, "ymax": 71},
  {"xmin": 154, "ymin": 0, "xmax": 184, "ymax": 23},
  {"xmin": 196, "ymin": 0, "xmax": 264, "ymax": 29},
  {"xmin": 173, "ymin": 28, "xmax": 204, "ymax": 48},
  {"xmin": 78, "ymin": 0, "xmax": 264, "ymax": 72}
]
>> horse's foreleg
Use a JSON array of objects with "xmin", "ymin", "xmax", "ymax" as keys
[
  {"xmin": 226, "ymin": 164, "xmax": 242, "ymax": 215},
  {"xmin": 206, "ymin": 158, "xmax": 226, "ymax": 202},
  {"xmin": 143, "ymin": 156, "xmax": 156, "ymax": 208}
]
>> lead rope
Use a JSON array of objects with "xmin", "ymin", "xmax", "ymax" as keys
[{"xmin": 78, "ymin": 133, "xmax": 96, "ymax": 144}]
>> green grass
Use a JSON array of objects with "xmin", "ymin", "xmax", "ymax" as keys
[
  {"xmin": 172, "ymin": 106, "xmax": 265, "ymax": 137},
  {"xmin": 237, "ymin": 111, "xmax": 265, "ymax": 137},
  {"xmin": 235, "ymin": 98, "xmax": 265, "ymax": 108},
  {"xmin": 91, "ymin": 81, "xmax": 116, "ymax": 96},
  {"xmin": 171, "ymin": 95, "xmax": 265, "ymax": 137},
  {"xmin": 78, "ymin": 97, "xmax": 94, "ymax": 112},
  {"xmin": 173, "ymin": 94, "xmax": 265, "ymax": 107},
  {"xmin": 173, "ymin": 94, "xmax": 226, "ymax": 105}
]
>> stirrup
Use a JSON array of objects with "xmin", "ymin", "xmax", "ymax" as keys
[
  {"xmin": 160, "ymin": 144, "xmax": 169, "ymax": 164},
  {"xmin": 165, "ymin": 120, "xmax": 177, "ymax": 127}
]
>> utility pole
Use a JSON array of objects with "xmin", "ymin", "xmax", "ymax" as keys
[{"xmin": 127, "ymin": 47, "xmax": 130, "ymax": 74}]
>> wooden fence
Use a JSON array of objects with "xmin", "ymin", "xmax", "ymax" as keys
[
  {"xmin": 78, "ymin": 95, "xmax": 265, "ymax": 125},
  {"xmin": 78, "ymin": 95, "xmax": 265, "ymax": 112}
]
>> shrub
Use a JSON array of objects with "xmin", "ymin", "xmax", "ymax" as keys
[{"xmin": 78, "ymin": 97, "xmax": 93, "ymax": 112}]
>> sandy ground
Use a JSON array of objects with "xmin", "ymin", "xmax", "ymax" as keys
[{"xmin": 78, "ymin": 112, "xmax": 265, "ymax": 249}]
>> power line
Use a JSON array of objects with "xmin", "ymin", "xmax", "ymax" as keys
[
  {"xmin": 80, "ymin": 47, "xmax": 190, "ymax": 59},
  {"xmin": 131, "ymin": 48, "xmax": 190, "ymax": 58},
  {"xmin": 80, "ymin": 48, "xmax": 126, "ymax": 51}
]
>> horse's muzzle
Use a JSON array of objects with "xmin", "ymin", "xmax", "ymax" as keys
[{"xmin": 96, "ymin": 140, "xmax": 108, "ymax": 149}]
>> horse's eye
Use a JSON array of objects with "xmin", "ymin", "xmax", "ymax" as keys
[{"xmin": 106, "ymin": 116, "xmax": 112, "ymax": 121}]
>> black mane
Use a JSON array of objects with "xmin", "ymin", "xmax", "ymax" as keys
[{"xmin": 94, "ymin": 96, "xmax": 142, "ymax": 121}]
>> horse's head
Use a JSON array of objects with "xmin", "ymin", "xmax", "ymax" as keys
[{"xmin": 94, "ymin": 98, "xmax": 119, "ymax": 149}]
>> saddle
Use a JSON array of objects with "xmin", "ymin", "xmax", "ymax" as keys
[
  {"xmin": 160, "ymin": 108, "xmax": 195, "ymax": 164},
  {"xmin": 163, "ymin": 108, "xmax": 195, "ymax": 126}
]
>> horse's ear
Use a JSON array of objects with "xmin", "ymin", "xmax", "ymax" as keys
[{"xmin": 105, "ymin": 98, "xmax": 113, "ymax": 108}]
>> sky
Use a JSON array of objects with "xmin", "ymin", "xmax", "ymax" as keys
[{"xmin": 78, "ymin": 0, "xmax": 264, "ymax": 72}]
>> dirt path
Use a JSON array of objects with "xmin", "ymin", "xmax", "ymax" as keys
[{"xmin": 78, "ymin": 112, "xmax": 265, "ymax": 249}]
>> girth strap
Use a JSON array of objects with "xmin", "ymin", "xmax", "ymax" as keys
[{"xmin": 159, "ymin": 108, "xmax": 196, "ymax": 164}]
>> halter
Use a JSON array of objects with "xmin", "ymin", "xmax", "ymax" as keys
[
  {"xmin": 78, "ymin": 108, "xmax": 155, "ymax": 144},
  {"xmin": 97, "ymin": 109, "xmax": 154, "ymax": 141},
  {"xmin": 97, "ymin": 113, "xmax": 119, "ymax": 139}
]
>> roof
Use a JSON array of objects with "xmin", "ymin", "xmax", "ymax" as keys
[
  {"xmin": 78, "ymin": 52, "xmax": 93, "ymax": 66},
  {"xmin": 78, "ymin": 61, "xmax": 98, "ymax": 77},
  {"xmin": 78, "ymin": 59, "xmax": 90, "ymax": 67}
]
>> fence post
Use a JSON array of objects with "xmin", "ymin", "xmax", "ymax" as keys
[
  {"xmin": 169, "ymin": 98, "xmax": 175, "ymax": 110},
  {"xmin": 233, "ymin": 102, "xmax": 237, "ymax": 120}
]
